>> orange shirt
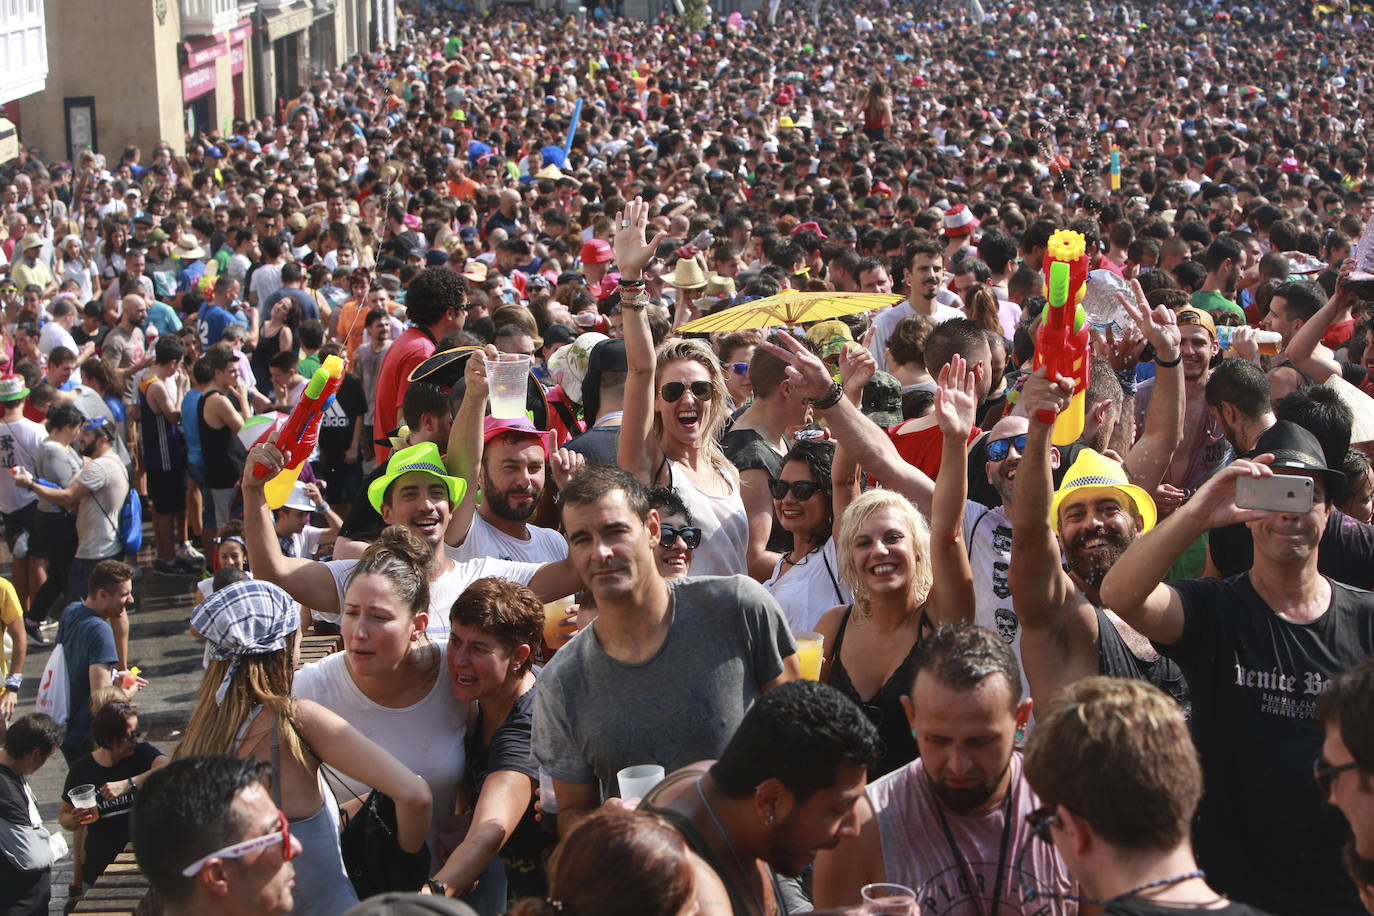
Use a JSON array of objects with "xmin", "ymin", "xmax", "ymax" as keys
[{"xmin": 334, "ymin": 297, "xmax": 370, "ymax": 362}]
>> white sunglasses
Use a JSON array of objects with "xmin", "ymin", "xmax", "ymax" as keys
[{"xmin": 180, "ymin": 808, "xmax": 295, "ymax": 876}]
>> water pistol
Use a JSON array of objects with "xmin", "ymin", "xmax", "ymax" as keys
[
  {"xmin": 1110, "ymin": 147, "xmax": 1121, "ymax": 190},
  {"xmin": 252, "ymin": 355, "xmax": 345, "ymax": 509},
  {"xmin": 1032, "ymin": 230, "xmax": 1091, "ymax": 446}
]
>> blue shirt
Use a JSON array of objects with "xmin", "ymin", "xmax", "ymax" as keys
[
  {"xmin": 197, "ymin": 303, "xmax": 243, "ymax": 349},
  {"xmin": 182, "ymin": 389, "xmax": 203, "ymax": 467},
  {"xmin": 262, "ymin": 286, "xmax": 319, "ymax": 322},
  {"xmin": 146, "ymin": 301, "xmax": 182, "ymax": 337},
  {"xmin": 56, "ymin": 602, "xmax": 119, "ymax": 752}
]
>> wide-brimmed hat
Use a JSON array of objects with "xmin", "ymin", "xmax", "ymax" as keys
[
  {"xmin": 806, "ymin": 319, "xmax": 856, "ymax": 362},
  {"xmin": 19, "ymin": 233, "xmax": 43, "ymax": 252},
  {"xmin": 1050, "ymin": 448, "xmax": 1157, "ymax": 535},
  {"xmin": 1242, "ymin": 420, "xmax": 1344, "ymax": 490},
  {"xmin": 280, "ymin": 482, "xmax": 317, "ymax": 514},
  {"xmin": 462, "ymin": 260, "xmax": 488, "ymax": 283},
  {"xmin": 367, "ymin": 441, "xmax": 467, "ymax": 513},
  {"xmin": 665, "ymin": 256, "xmax": 707, "ymax": 290},
  {"xmin": 704, "ymin": 273, "xmax": 736, "ymax": 299},
  {"xmin": 0, "ymin": 374, "xmax": 29, "ymax": 403},
  {"xmin": 172, "ymin": 235, "xmax": 205, "ymax": 259}
]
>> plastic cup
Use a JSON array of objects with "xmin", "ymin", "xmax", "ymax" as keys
[
  {"xmin": 861, "ymin": 883, "xmax": 918, "ymax": 915},
  {"xmin": 486, "ymin": 353, "xmax": 532, "ymax": 419},
  {"xmin": 543, "ymin": 596, "xmax": 576, "ymax": 649},
  {"xmin": 794, "ymin": 632, "xmax": 824, "ymax": 681},
  {"xmin": 69, "ymin": 784, "xmax": 99, "ymax": 825},
  {"xmin": 616, "ymin": 764, "xmax": 665, "ymax": 802}
]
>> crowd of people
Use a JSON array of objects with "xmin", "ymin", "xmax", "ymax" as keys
[{"xmin": 3, "ymin": 0, "xmax": 1374, "ymax": 912}]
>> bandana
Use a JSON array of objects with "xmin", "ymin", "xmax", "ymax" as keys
[{"xmin": 191, "ymin": 580, "xmax": 298, "ymax": 705}]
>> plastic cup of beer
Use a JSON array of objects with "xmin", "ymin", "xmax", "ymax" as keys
[
  {"xmin": 70, "ymin": 785, "xmax": 99, "ymax": 825},
  {"xmin": 861, "ymin": 882, "xmax": 918, "ymax": 915},
  {"xmin": 486, "ymin": 353, "xmax": 532, "ymax": 419},
  {"xmin": 543, "ymin": 595, "xmax": 576, "ymax": 649},
  {"xmin": 794, "ymin": 632, "xmax": 824, "ymax": 681},
  {"xmin": 616, "ymin": 764, "xmax": 665, "ymax": 803}
]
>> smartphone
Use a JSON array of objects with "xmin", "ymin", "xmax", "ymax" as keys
[{"xmin": 1235, "ymin": 475, "xmax": 1314, "ymax": 514}]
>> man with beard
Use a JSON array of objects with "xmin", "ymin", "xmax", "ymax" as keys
[
  {"xmin": 812, "ymin": 623, "xmax": 1075, "ymax": 912},
  {"xmin": 242, "ymin": 435, "xmax": 581, "ymax": 641},
  {"xmin": 1008, "ymin": 366, "xmax": 1189, "ymax": 717},
  {"xmin": 1190, "ymin": 235, "xmax": 1246, "ymax": 322},
  {"xmin": 641, "ymin": 680, "xmax": 883, "ymax": 916},
  {"xmin": 445, "ymin": 345, "xmax": 574, "ymax": 564},
  {"xmin": 1133, "ymin": 307, "xmax": 1229, "ymax": 513},
  {"xmin": 1316, "ymin": 656, "xmax": 1374, "ymax": 913},
  {"xmin": 1100, "ymin": 421, "xmax": 1374, "ymax": 915},
  {"xmin": 1262, "ymin": 280, "xmax": 1332, "ymax": 400},
  {"xmin": 866, "ymin": 234, "xmax": 963, "ymax": 374}
]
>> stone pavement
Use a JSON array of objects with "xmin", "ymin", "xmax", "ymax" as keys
[{"xmin": 5, "ymin": 554, "xmax": 208, "ymax": 914}]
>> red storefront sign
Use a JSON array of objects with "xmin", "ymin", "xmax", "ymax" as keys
[{"xmin": 182, "ymin": 63, "xmax": 217, "ymax": 102}]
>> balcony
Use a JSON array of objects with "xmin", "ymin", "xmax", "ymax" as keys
[
  {"xmin": 0, "ymin": 0, "xmax": 48, "ymax": 105},
  {"xmin": 256, "ymin": 0, "xmax": 300, "ymax": 12},
  {"xmin": 181, "ymin": 0, "xmax": 241, "ymax": 37}
]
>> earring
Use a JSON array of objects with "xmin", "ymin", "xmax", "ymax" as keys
[
  {"xmin": 1014, "ymin": 725, "xmax": 1026, "ymax": 745},
  {"xmin": 765, "ymin": 812, "xmax": 774, "ymax": 826}
]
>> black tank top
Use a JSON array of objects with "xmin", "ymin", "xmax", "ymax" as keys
[
  {"xmin": 827, "ymin": 604, "xmax": 930, "ymax": 778},
  {"xmin": 1095, "ymin": 606, "xmax": 1191, "ymax": 717},
  {"xmin": 199, "ymin": 391, "xmax": 243, "ymax": 488}
]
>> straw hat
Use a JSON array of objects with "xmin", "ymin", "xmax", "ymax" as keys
[
  {"xmin": 703, "ymin": 273, "xmax": 736, "ymax": 298},
  {"xmin": 462, "ymin": 260, "xmax": 488, "ymax": 283},
  {"xmin": 173, "ymin": 235, "xmax": 206, "ymax": 260},
  {"xmin": 19, "ymin": 233, "xmax": 43, "ymax": 252},
  {"xmin": 665, "ymin": 256, "xmax": 707, "ymax": 290}
]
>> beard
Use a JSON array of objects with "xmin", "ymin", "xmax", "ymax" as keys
[
  {"xmin": 482, "ymin": 472, "xmax": 540, "ymax": 522},
  {"xmin": 925, "ymin": 757, "xmax": 1012, "ymax": 815},
  {"xmin": 1064, "ymin": 523, "xmax": 1134, "ymax": 587}
]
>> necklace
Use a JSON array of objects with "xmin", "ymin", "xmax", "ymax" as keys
[
  {"xmin": 695, "ymin": 777, "xmax": 772, "ymax": 916},
  {"xmin": 1107, "ymin": 870, "xmax": 1207, "ymax": 905}
]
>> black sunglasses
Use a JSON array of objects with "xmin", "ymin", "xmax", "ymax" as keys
[
  {"xmin": 659, "ymin": 525, "xmax": 701, "ymax": 549},
  {"xmin": 769, "ymin": 478, "xmax": 823, "ymax": 501},
  {"xmin": 1314, "ymin": 756, "xmax": 1360, "ymax": 795},
  {"xmin": 986, "ymin": 433, "xmax": 1028, "ymax": 462},
  {"xmin": 660, "ymin": 380, "xmax": 715, "ymax": 403}
]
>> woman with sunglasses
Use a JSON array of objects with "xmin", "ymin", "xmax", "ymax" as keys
[
  {"xmin": 650, "ymin": 486, "xmax": 697, "ymax": 579},
  {"xmin": 96, "ymin": 219, "xmax": 127, "ymax": 283},
  {"xmin": 816, "ymin": 358, "xmax": 978, "ymax": 777},
  {"xmin": 615, "ymin": 198, "xmax": 750, "ymax": 578},
  {"xmin": 177, "ymin": 575, "xmax": 434, "ymax": 915},
  {"xmin": 761, "ymin": 439, "xmax": 853, "ymax": 632}
]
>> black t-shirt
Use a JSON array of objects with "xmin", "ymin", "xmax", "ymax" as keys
[
  {"xmin": 316, "ymin": 372, "xmax": 366, "ymax": 464},
  {"xmin": 1106, "ymin": 898, "xmax": 1276, "ymax": 915},
  {"xmin": 463, "ymin": 687, "xmax": 551, "ymax": 899},
  {"xmin": 1163, "ymin": 575, "xmax": 1374, "ymax": 916},
  {"xmin": 0, "ymin": 762, "xmax": 49, "ymax": 915},
  {"xmin": 1208, "ymin": 508, "xmax": 1374, "ymax": 589},
  {"xmin": 62, "ymin": 743, "xmax": 163, "ymax": 884},
  {"xmin": 1095, "ymin": 607, "xmax": 1190, "ymax": 716},
  {"xmin": 721, "ymin": 428, "xmax": 789, "ymax": 553},
  {"xmin": 339, "ymin": 462, "xmax": 387, "ymax": 540},
  {"xmin": 564, "ymin": 425, "xmax": 620, "ymax": 465}
]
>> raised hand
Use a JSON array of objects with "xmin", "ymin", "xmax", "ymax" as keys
[
  {"xmin": 1119, "ymin": 279, "xmax": 1181, "ymax": 364},
  {"xmin": 1021, "ymin": 365, "xmax": 1074, "ymax": 426},
  {"xmin": 838, "ymin": 345, "xmax": 877, "ymax": 403},
  {"xmin": 549, "ymin": 447, "xmax": 586, "ymax": 491},
  {"xmin": 758, "ymin": 331, "xmax": 835, "ymax": 401},
  {"xmin": 934, "ymin": 353, "xmax": 978, "ymax": 441},
  {"xmin": 243, "ymin": 430, "xmax": 284, "ymax": 490},
  {"xmin": 612, "ymin": 198, "xmax": 668, "ymax": 281}
]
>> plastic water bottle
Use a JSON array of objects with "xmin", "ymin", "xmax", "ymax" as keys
[{"xmin": 1080, "ymin": 269, "xmax": 1133, "ymax": 336}]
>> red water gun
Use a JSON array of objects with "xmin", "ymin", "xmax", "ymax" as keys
[
  {"xmin": 1032, "ymin": 230, "xmax": 1091, "ymax": 446},
  {"xmin": 254, "ymin": 355, "xmax": 345, "ymax": 509}
]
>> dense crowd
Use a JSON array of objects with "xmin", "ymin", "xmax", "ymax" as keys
[{"xmin": 2, "ymin": 0, "xmax": 1374, "ymax": 914}]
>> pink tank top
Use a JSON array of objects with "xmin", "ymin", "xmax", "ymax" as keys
[{"xmin": 866, "ymin": 754, "xmax": 1078, "ymax": 914}]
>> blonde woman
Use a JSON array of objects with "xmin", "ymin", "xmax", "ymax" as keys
[
  {"xmin": 615, "ymin": 197, "xmax": 752, "ymax": 578},
  {"xmin": 176, "ymin": 578, "xmax": 433, "ymax": 915},
  {"xmin": 814, "ymin": 357, "xmax": 978, "ymax": 777}
]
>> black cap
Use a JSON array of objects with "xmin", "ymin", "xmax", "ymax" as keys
[
  {"xmin": 581, "ymin": 339, "xmax": 629, "ymax": 428},
  {"xmin": 542, "ymin": 323, "xmax": 577, "ymax": 348},
  {"xmin": 1244, "ymin": 421, "xmax": 1344, "ymax": 488}
]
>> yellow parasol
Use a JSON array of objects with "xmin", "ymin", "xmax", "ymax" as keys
[{"xmin": 675, "ymin": 290, "xmax": 903, "ymax": 333}]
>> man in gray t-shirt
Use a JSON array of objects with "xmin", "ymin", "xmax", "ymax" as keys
[{"xmin": 533, "ymin": 466, "xmax": 800, "ymax": 835}]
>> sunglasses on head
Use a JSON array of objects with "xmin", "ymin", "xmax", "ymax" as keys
[
  {"xmin": 180, "ymin": 808, "xmax": 295, "ymax": 876},
  {"xmin": 1314, "ymin": 755, "xmax": 1360, "ymax": 795},
  {"xmin": 660, "ymin": 380, "xmax": 716, "ymax": 403},
  {"xmin": 769, "ymin": 478, "xmax": 823, "ymax": 501},
  {"xmin": 986, "ymin": 433, "xmax": 1028, "ymax": 462},
  {"xmin": 659, "ymin": 525, "xmax": 701, "ymax": 549}
]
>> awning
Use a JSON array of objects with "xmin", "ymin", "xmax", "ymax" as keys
[{"xmin": 0, "ymin": 119, "xmax": 18, "ymax": 166}]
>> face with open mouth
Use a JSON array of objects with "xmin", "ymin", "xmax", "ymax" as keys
[
  {"xmin": 342, "ymin": 572, "xmax": 425, "ymax": 678},
  {"xmin": 773, "ymin": 460, "xmax": 829, "ymax": 541},
  {"xmin": 381, "ymin": 471, "xmax": 454, "ymax": 547},
  {"xmin": 656, "ymin": 358, "xmax": 717, "ymax": 447},
  {"xmin": 447, "ymin": 622, "xmax": 525, "ymax": 703},
  {"xmin": 1058, "ymin": 493, "xmax": 1138, "ymax": 588},
  {"xmin": 984, "ymin": 417, "xmax": 1031, "ymax": 505},
  {"xmin": 850, "ymin": 508, "xmax": 918, "ymax": 598},
  {"xmin": 653, "ymin": 511, "xmax": 694, "ymax": 579}
]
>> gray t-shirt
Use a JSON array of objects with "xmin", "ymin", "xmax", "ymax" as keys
[
  {"xmin": 532, "ymin": 574, "xmax": 796, "ymax": 798},
  {"xmin": 34, "ymin": 440, "xmax": 81, "ymax": 515},
  {"xmin": 75, "ymin": 453, "xmax": 129, "ymax": 559}
]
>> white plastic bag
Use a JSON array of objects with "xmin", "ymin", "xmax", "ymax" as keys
[{"xmin": 35, "ymin": 643, "xmax": 69, "ymax": 726}]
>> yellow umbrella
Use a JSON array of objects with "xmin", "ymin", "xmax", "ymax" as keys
[{"xmin": 675, "ymin": 290, "xmax": 903, "ymax": 333}]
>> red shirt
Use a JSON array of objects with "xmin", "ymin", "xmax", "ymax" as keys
[
  {"xmin": 373, "ymin": 328, "xmax": 436, "ymax": 463},
  {"xmin": 1323, "ymin": 318, "xmax": 1356, "ymax": 351}
]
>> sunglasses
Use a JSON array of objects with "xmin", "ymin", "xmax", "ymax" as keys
[
  {"xmin": 1314, "ymin": 755, "xmax": 1360, "ymax": 795},
  {"xmin": 180, "ymin": 808, "xmax": 295, "ymax": 876},
  {"xmin": 769, "ymin": 478, "xmax": 824, "ymax": 501},
  {"xmin": 986, "ymin": 434, "xmax": 1028, "ymax": 462},
  {"xmin": 123, "ymin": 729, "xmax": 141, "ymax": 743},
  {"xmin": 659, "ymin": 525, "xmax": 701, "ymax": 549},
  {"xmin": 727, "ymin": 362, "xmax": 749, "ymax": 376},
  {"xmin": 659, "ymin": 380, "xmax": 716, "ymax": 403}
]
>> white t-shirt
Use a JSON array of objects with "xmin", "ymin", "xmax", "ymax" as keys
[
  {"xmin": 249, "ymin": 263, "xmax": 284, "ymax": 305},
  {"xmin": 0, "ymin": 416, "xmax": 46, "ymax": 513},
  {"xmin": 447, "ymin": 514, "xmax": 568, "ymax": 565},
  {"xmin": 761, "ymin": 537, "xmax": 852, "ymax": 633},
  {"xmin": 293, "ymin": 646, "xmax": 469, "ymax": 868},
  {"xmin": 37, "ymin": 321, "xmax": 78, "ymax": 359},
  {"xmin": 868, "ymin": 295, "xmax": 965, "ymax": 373},
  {"xmin": 960, "ymin": 500, "xmax": 1030, "ymax": 704},
  {"xmin": 323, "ymin": 555, "xmax": 543, "ymax": 637},
  {"xmin": 282, "ymin": 524, "xmax": 327, "ymax": 560}
]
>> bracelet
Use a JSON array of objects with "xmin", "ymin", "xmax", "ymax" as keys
[
  {"xmin": 809, "ymin": 382, "xmax": 844, "ymax": 410},
  {"xmin": 1114, "ymin": 367, "xmax": 1138, "ymax": 397},
  {"xmin": 617, "ymin": 278, "xmax": 645, "ymax": 289},
  {"xmin": 1155, "ymin": 353, "xmax": 1182, "ymax": 368},
  {"xmin": 4, "ymin": 673, "xmax": 20, "ymax": 691}
]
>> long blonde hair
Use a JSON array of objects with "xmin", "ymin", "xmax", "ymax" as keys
[
  {"xmin": 652, "ymin": 338, "xmax": 734, "ymax": 482},
  {"xmin": 174, "ymin": 651, "xmax": 309, "ymax": 769},
  {"xmin": 837, "ymin": 489, "xmax": 933, "ymax": 614}
]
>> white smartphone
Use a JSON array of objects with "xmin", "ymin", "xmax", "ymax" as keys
[{"xmin": 1235, "ymin": 475, "xmax": 1314, "ymax": 514}]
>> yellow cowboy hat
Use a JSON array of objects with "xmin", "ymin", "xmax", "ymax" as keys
[{"xmin": 1049, "ymin": 449, "xmax": 1156, "ymax": 535}]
